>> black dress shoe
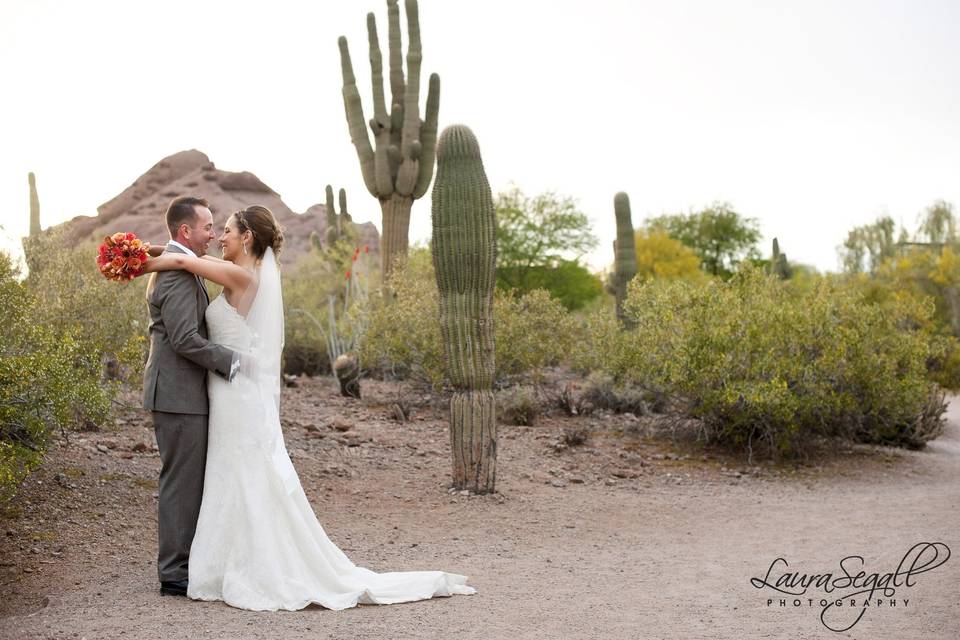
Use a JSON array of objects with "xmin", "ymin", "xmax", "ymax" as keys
[{"xmin": 160, "ymin": 580, "xmax": 188, "ymax": 597}]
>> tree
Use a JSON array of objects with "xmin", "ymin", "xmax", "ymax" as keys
[
  {"xmin": 838, "ymin": 215, "xmax": 906, "ymax": 274},
  {"xmin": 643, "ymin": 202, "xmax": 761, "ymax": 278},
  {"xmin": 495, "ymin": 186, "xmax": 599, "ymax": 293},
  {"xmin": 507, "ymin": 259, "xmax": 603, "ymax": 311},
  {"xmin": 632, "ymin": 229, "xmax": 707, "ymax": 283},
  {"xmin": 916, "ymin": 200, "xmax": 957, "ymax": 245}
]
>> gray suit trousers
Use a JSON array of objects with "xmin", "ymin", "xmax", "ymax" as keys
[{"xmin": 152, "ymin": 411, "xmax": 207, "ymax": 583}]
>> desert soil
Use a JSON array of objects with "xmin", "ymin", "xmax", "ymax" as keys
[{"xmin": 1, "ymin": 374, "xmax": 958, "ymax": 640}]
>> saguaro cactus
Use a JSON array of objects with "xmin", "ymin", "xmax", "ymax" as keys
[
  {"xmin": 612, "ymin": 192, "xmax": 638, "ymax": 329},
  {"xmin": 770, "ymin": 237, "xmax": 791, "ymax": 279},
  {"xmin": 431, "ymin": 125, "xmax": 497, "ymax": 494},
  {"xmin": 310, "ymin": 185, "xmax": 353, "ymax": 252},
  {"xmin": 28, "ymin": 172, "xmax": 40, "ymax": 236},
  {"xmin": 338, "ymin": 0, "xmax": 440, "ymax": 281}
]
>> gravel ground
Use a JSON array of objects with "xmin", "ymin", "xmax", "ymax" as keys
[{"xmin": 1, "ymin": 375, "xmax": 958, "ymax": 640}]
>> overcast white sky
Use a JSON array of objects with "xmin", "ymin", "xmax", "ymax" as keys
[{"xmin": 1, "ymin": 0, "xmax": 958, "ymax": 273}]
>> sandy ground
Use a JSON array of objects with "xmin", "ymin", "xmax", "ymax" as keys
[{"xmin": 1, "ymin": 375, "xmax": 958, "ymax": 640}]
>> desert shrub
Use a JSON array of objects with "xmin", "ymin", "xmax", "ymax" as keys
[
  {"xmin": 497, "ymin": 386, "xmax": 540, "ymax": 426},
  {"xmin": 283, "ymin": 238, "xmax": 376, "ymax": 376},
  {"xmin": 357, "ymin": 247, "xmax": 579, "ymax": 388},
  {"xmin": 24, "ymin": 230, "xmax": 147, "ymax": 377},
  {"xmin": 560, "ymin": 426, "xmax": 588, "ymax": 447},
  {"xmin": 597, "ymin": 262, "xmax": 946, "ymax": 456},
  {"xmin": 1, "ymin": 251, "xmax": 118, "ymax": 503},
  {"xmin": 355, "ymin": 248, "xmax": 446, "ymax": 388},
  {"xmin": 578, "ymin": 371, "xmax": 660, "ymax": 415},
  {"xmin": 494, "ymin": 288, "xmax": 578, "ymax": 382}
]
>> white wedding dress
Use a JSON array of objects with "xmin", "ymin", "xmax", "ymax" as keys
[{"xmin": 187, "ymin": 290, "xmax": 476, "ymax": 611}]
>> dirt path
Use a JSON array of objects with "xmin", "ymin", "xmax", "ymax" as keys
[{"xmin": 1, "ymin": 376, "xmax": 958, "ymax": 639}]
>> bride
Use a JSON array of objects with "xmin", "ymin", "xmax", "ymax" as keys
[{"xmin": 142, "ymin": 205, "xmax": 476, "ymax": 611}]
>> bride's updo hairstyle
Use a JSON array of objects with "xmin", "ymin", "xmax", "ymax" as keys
[{"xmin": 232, "ymin": 205, "xmax": 284, "ymax": 261}]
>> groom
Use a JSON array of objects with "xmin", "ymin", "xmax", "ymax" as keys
[{"xmin": 142, "ymin": 196, "xmax": 239, "ymax": 597}]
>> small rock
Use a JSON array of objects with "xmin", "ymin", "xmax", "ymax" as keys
[
  {"xmin": 131, "ymin": 443, "xmax": 150, "ymax": 453},
  {"xmin": 54, "ymin": 473, "xmax": 69, "ymax": 487},
  {"xmin": 550, "ymin": 479, "xmax": 567, "ymax": 488},
  {"xmin": 330, "ymin": 421, "xmax": 352, "ymax": 432},
  {"xmin": 605, "ymin": 478, "xmax": 617, "ymax": 486},
  {"xmin": 458, "ymin": 490, "xmax": 471, "ymax": 496},
  {"xmin": 95, "ymin": 444, "xmax": 109, "ymax": 453},
  {"xmin": 568, "ymin": 476, "xmax": 585, "ymax": 484}
]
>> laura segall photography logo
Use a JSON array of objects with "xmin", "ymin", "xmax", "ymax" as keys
[{"xmin": 750, "ymin": 542, "xmax": 951, "ymax": 632}]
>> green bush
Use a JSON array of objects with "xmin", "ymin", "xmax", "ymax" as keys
[
  {"xmin": 0, "ymin": 250, "xmax": 121, "ymax": 503},
  {"xmin": 24, "ymin": 230, "xmax": 147, "ymax": 377},
  {"xmin": 357, "ymin": 247, "xmax": 579, "ymax": 388},
  {"xmin": 592, "ymin": 262, "xmax": 946, "ymax": 456},
  {"xmin": 283, "ymin": 237, "xmax": 376, "ymax": 376},
  {"xmin": 496, "ymin": 259, "xmax": 603, "ymax": 311},
  {"xmin": 355, "ymin": 248, "xmax": 446, "ymax": 387}
]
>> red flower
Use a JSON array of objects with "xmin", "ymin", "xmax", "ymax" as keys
[
  {"xmin": 96, "ymin": 231, "xmax": 150, "ymax": 282},
  {"xmin": 345, "ymin": 269, "xmax": 352, "ymax": 280},
  {"xmin": 364, "ymin": 245, "xmax": 369, "ymax": 254}
]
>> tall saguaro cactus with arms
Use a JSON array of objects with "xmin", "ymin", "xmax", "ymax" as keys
[
  {"xmin": 338, "ymin": 0, "xmax": 440, "ymax": 281},
  {"xmin": 431, "ymin": 125, "xmax": 497, "ymax": 494}
]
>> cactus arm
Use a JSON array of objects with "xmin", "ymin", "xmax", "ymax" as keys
[
  {"xmin": 395, "ymin": 0, "xmax": 424, "ymax": 195},
  {"xmin": 400, "ymin": 0, "xmax": 423, "ymax": 156},
  {"xmin": 366, "ymin": 13, "xmax": 394, "ymax": 197},
  {"xmin": 413, "ymin": 73, "xmax": 440, "ymax": 198},
  {"xmin": 338, "ymin": 36, "xmax": 378, "ymax": 197},
  {"xmin": 387, "ymin": 0, "xmax": 405, "ymax": 112},
  {"xmin": 325, "ymin": 185, "xmax": 338, "ymax": 234},
  {"xmin": 366, "ymin": 13, "xmax": 388, "ymax": 126},
  {"xmin": 339, "ymin": 188, "xmax": 348, "ymax": 217}
]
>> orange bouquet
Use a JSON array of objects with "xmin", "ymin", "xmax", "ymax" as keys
[{"xmin": 97, "ymin": 232, "xmax": 150, "ymax": 281}]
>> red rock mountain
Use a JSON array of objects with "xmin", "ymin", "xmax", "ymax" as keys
[{"xmin": 59, "ymin": 150, "xmax": 380, "ymax": 266}]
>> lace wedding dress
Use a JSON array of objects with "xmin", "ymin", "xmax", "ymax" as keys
[{"xmin": 187, "ymin": 293, "xmax": 476, "ymax": 611}]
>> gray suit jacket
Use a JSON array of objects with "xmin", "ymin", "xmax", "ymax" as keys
[{"xmin": 142, "ymin": 244, "xmax": 235, "ymax": 414}]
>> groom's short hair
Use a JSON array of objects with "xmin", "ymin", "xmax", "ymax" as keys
[{"xmin": 166, "ymin": 196, "xmax": 210, "ymax": 237}]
